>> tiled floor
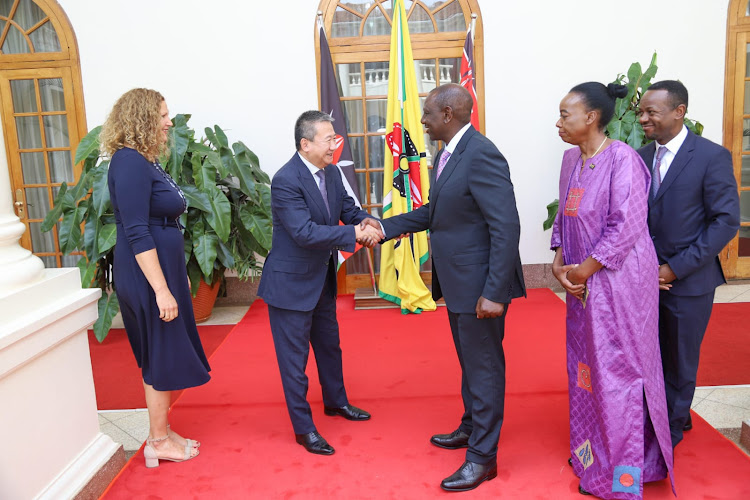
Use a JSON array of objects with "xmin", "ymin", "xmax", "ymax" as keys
[{"xmin": 100, "ymin": 284, "xmax": 750, "ymax": 458}]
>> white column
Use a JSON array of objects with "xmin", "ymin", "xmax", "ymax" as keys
[{"xmin": 0, "ymin": 122, "xmax": 44, "ymax": 297}]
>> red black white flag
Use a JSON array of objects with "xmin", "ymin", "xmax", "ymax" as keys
[{"xmin": 460, "ymin": 26, "xmax": 480, "ymax": 130}]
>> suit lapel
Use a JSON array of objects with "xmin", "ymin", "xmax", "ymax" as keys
[
  {"xmin": 643, "ymin": 143, "xmax": 657, "ymax": 208},
  {"xmin": 295, "ymin": 155, "xmax": 331, "ymax": 224},
  {"xmin": 654, "ymin": 131, "xmax": 696, "ymax": 204},
  {"xmin": 430, "ymin": 127, "xmax": 475, "ymax": 215}
]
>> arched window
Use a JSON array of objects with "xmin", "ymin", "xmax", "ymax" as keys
[
  {"xmin": 316, "ymin": 0, "xmax": 483, "ymax": 292},
  {"xmin": 723, "ymin": 0, "xmax": 750, "ymax": 278},
  {"xmin": 0, "ymin": 0, "xmax": 87, "ymax": 268}
]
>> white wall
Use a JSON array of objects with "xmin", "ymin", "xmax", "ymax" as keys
[{"xmin": 59, "ymin": 0, "xmax": 730, "ymax": 265}]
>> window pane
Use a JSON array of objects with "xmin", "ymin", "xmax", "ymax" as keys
[
  {"xmin": 340, "ymin": 0, "xmax": 375, "ymax": 17},
  {"xmin": 341, "ymin": 100, "xmax": 363, "ymax": 134},
  {"xmin": 338, "ymin": 63, "xmax": 362, "ymax": 97},
  {"xmin": 434, "ymin": 0, "xmax": 465, "ymax": 32},
  {"xmin": 746, "ymin": 0, "xmax": 750, "ymax": 16},
  {"xmin": 349, "ymin": 136, "xmax": 365, "ymax": 170},
  {"xmin": 2, "ymin": 24, "xmax": 30, "ymax": 54},
  {"xmin": 439, "ymin": 58, "xmax": 460, "ymax": 85},
  {"xmin": 13, "ymin": 0, "xmax": 47, "ymax": 31},
  {"xmin": 742, "ymin": 191, "xmax": 750, "ymax": 224},
  {"xmin": 29, "ymin": 20, "xmax": 60, "ymax": 52},
  {"xmin": 0, "ymin": 0, "xmax": 12, "ymax": 17},
  {"xmin": 61, "ymin": 254, "xmax": 83, "ymax": 267},
  {"xmin": 747, "ymin": 44, "xmax": 750, "ymax": 78},
  {"xmin": 25, "ymin": 187, "xmax": 50, "ymax": 219},
  {"xmin": 10, "ymin": 79, "xmax": 37, "ymax": 113},
  {"xmin": 39, "ymin": 255, "xmax": 57, "ymax": 268},
  {"xmin": 344, "ymin": 246, "xmax": 370, "ymax": 274},
  {"xmin": 331, "ymin": 6, "xmax": 361, "ymax": 38},
  {"xmin": 31, "ymin": 222, "xmax": 55, "ymax": 252},
  {"xmin": 40, "ymin": 78, "xmax": 65, "ymax": 111},
  {"xmin": 356, "ymin": 169, "xmax": 367, "ymax": 205},
  {"xmin": 739, "ymin": 226, "xmax": 750, "ymax": 257},
  {"xmin": 16, "ymin": 116, "xmax": 42, "ymax": 149},
  {"xmin": 366, "ymin": 99, "xmax": 387, "ymax": 133},
  {"xmin": 21, "ymin": 151, "xmax": 46, "ymax": 183},
  {"xmin": 363, "ymin": 4, "xmax": 390, "ymax": 36},
  {"xmin": 48, "ymin": 150, "xmax": 74, "ymax": 183},
  {"xmin": 368, "ymin": 135, "xmax": 386, "ymax": 175},
  {"xmin": 364, "ymin": 61, "xmax": 389, "ymax": 96},
  {"xmin": 408, "ymin": 4, "xmax": 433, "ymax": 33},
  {"xmin": 43, "ymin": 115, "xmax": 69, "ymax": 148},
  {"xmin": 415, "ymin": 59, "xmax": 437, "ymax": 93},
  {"xmin": 369, "ymin": 169, "xmax": 384, "ymax": 206}
]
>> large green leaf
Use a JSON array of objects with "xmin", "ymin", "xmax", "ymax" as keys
[
  {"xmin": 627, "ymin": 123, "xmax": 646, "ymax": 150},
  {"xmin": 192, "ymin": 221, "xmax": 220, "ymax": 279},
  {"xmin": 240, "ymin": 204, "xmax": 272, "ymax": 251},
  {"xmin": 167, "ymin": 114, "xmax": 191, "ymax": 181},
  {"xmin": 186, "ymin": 259, "xmax": 202, "ymax": 297},
  {"xmin": 205, "ymin": 189, "xmax": 232, "ymax": 242},
  {"xmin": 216, "ymin": 239, "xmax": 236, "ymax": 270},
  {"xmin": 41, "ymin": 183, "xmax": 69, "ymax": 232},
  {"xmin": 97, "ymin": 223, "xmax": 117, "ymax": 254},
  {"xmin": 607, "ymin": 119, "xmax": 627, "ymax": 142},
  {"xmin": 543, "ymin": 199, "xmax": 559, "ymax": 231},
  {"xmin": 641, "ymin": 53, "xmax": 658, "ymax": 90},
  {"xmin": 83, "ymin": 217, "xmax": 100, "ymax": 260},
  {"xmin": 192, "ymin": 153, "xmax": 217, "ymax": 192},
  {"xmin": 90, "ymin": 160, "xmax": 111, "ymax": 217},
  {"xmin": 181, "ymin": 185, "xmax": 212, "ymax": 212},
  {"xmin": 77, "ymin": 257, "xmax": 97, "ymax": 288},
  {"xmin": 232, "ymin": 148, "xmax": 258, "ymax": 198},
  {"xmin": 94, "ymin": 291, "xmax": 120, "ymax": 342},
  {"xmin": 58, "ymin": 203, "xmax": 87, "ymax": 254},
  {"xmin": 207, "ymin": 150, "xmax": 229, "ymax": 179},
  {"xmin": 74, "ymin": 126, "xmax": 102, "ymax": 165}
]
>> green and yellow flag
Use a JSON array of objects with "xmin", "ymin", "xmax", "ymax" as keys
[{"xmin": 378, "ymin": 0, "xmax": 436, "ymax": 314}]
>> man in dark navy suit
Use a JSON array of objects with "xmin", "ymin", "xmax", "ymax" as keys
[
  {"xmin": 638, "ymin": 80, "xmax": 739, "ymax": 448},
  {"xmin": 258, "ymin": 111, "xmax": 382, "ymax": 455},
  {"xmin": 378, "ymin": 84, "xmax": 526, "ymax": 491}
]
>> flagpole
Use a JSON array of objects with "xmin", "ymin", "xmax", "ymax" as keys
[{"xmin": 470, "ymin": 13, "xmax": 477, "ymax": 42}]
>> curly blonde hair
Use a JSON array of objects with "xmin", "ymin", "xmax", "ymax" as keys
[{"xmin": 100, "ymin": 88, "xmax": 168, "ymax": 162}]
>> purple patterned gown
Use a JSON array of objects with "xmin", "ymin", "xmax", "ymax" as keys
[{"xmin": 550, "ymin": 141, "xmax": 675, "ymax": 499}]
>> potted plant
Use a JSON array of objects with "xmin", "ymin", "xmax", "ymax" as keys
[
  {"xmin": 543, "ymin": 53, "xmax": 703, "ymax": 230},
  {"xmin": 42, "ymin": 114, "xmax": 272, "ymax": 340}
]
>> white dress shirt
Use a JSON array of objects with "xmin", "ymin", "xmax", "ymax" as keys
[
  {"xmin": 653, "ymin": 125, "xmax": 688, "ymax": 181},
  {"xmin": 298, "ymin": 152, "xmax": 324, "ymax": 188}
]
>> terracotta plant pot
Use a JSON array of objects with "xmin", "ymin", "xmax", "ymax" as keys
[{"xmin": 191, "ymin": 279, "xmax": 221, "ymax": 323}]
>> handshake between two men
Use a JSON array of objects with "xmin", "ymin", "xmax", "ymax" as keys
[{"xmin": 354, "ymin": 217, "xmax": 387, "ymax": 248}]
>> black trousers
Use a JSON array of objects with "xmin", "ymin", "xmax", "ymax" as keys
[
  {"xmin": 658, "ymin": 290, "xmax": 714, "ymax": 447},
  {"xmin": 268, "ymin": 273, "xmax": 348, "ymax": 434},
  {"xmin": 447, "ymin": 306, "xmax": 507, "ymax": 464}
]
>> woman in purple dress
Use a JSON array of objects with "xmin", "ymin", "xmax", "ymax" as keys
[
  {"xmin": 550, "ymin": 82, "xmax": 674, "ymax": 498},
  {"xmin": 103, "ymin": 89, "xmax": 210, "ymax": 467}
]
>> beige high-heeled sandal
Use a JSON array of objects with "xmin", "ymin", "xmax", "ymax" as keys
[
  {"xmin": 143, "ymin": 435, "xmax": 199, "ymax": 468},
  {"xmin": 167, "ymin": 424, "xmax": 200, "ymax": 448}
]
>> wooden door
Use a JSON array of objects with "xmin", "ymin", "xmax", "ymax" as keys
[{"xmin": 0, "ymin": 67, "xmax": 84, "ymax": 267}]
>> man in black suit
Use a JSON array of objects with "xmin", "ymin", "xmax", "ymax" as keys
[
  {"xmin": 258, "ymin": 111, "xmax": 382, "ymax": 455},
  {"xmin": 378, "ymin": 84, "xmax": 526, "ymax": 491},
  {"xmin": 638, "ymin": 80, "xmax": 740, "ymax": 448}
]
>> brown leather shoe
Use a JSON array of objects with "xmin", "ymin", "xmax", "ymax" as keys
[{"xmin": 430, "ymin": 429, "xmax": 470, "ymax": 449}]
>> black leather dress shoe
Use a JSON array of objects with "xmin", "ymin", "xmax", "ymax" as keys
[
  {"xmin": 430, "ymin": 429, "xmax": 470, "ymax": 449},
  {"xmin": 440, "ymin": 460, "xmax": 497, "ymax": 492},
  {"xmin": 295, "ymin": 431, "xmax": 335, "ymax": 455},
  {"xmin": 683, "ymin": 414, "xmax": 693, "ymax": 431},
  {"xmin": 323, "ymin": 404, "xmax": 371, "ymax": 421}
]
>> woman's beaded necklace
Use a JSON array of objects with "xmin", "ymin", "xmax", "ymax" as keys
[{"xmin": 152, "ymin": 161, "xmax": 187, "ymax": 213}]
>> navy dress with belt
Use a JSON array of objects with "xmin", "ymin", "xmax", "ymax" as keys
[{"xmin": 108, "ymin": 147, "xmax": 210, "ymax": 391}]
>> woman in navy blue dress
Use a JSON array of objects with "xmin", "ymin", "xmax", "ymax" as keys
[{"xmin": 103, "ymin": 88, "xmax": 210, "ymax": 467}]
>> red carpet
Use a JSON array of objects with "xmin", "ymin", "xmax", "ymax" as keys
[
  {"xmin": 697, "ymin": 302, "xmax": 750, "ymax": 386},
  {"xmin": 102, "ymin": 289, "xmax": 750, "ymax": 499},
  {"xmin": 88, "ymin": 325, "xmax": 233, "ymax": 410}
]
